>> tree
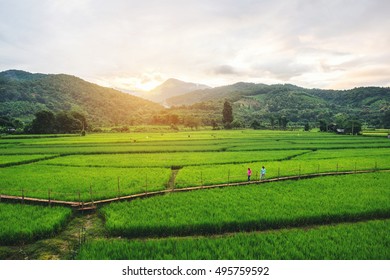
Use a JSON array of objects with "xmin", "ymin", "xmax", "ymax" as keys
[
  {"xmin": 344, "ymin": 120, "xmax": 362, "ymax": 135},
  {"xmin": 0, "ymin": 116, "xmax": 23, "ymax": 129},
  {"xmin": 334, "ymin": 113, "xmax": 348, "ymax": 128},
  {"xmin": 31, "ymin": 110, "xmax": 55, "ymax": 134},
  {"xmin": 222, "ymin": 101, "xmax": 233, "ymax": 129},
  {"xmin": 383, "ymin": 110, "xmax": 390, "ymax": 129},
  {"xmin": 319, "ymin": 120, "xmax": 327, "ymax": 132},
  {"xmin": 304, "ymin": 122, "xmax": 310, "ymax": 131},
  {"xmin": 231, "ymin": 119, "xmax": 244, "ymax": 129},
  {"xmin": 168, "ymin": 114, "xmax": 180, "ymax": 125},
  {"xmin": 184, "ymin": 116, "xmax": 201, "ymax": 130},
  {"xmin": 55, "ymin": 112, "xmax": 81, "ymax": 133},
  {"xmin": 210, "ymin": 119, "xmax": 219, "ymax": 130},
  {"xmin": 70, "ymin": 111, "xmax": 87, "ymax": 131},
  {"xmin": 269, "ymin": 115, "xmax": 275, "ymax": 130},
  {"xmin": 29, "ymin": 110, "xmax": 87, "ymax": 134},
  {"xmin": 251, "ymin": 120, "xmax": 261, "ymax": 129},
  {"xmin": 278, "ymin": 116, "xmax": 288, "ymax": 130}
]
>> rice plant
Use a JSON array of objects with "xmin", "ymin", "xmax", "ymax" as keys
[
  {"xmin": 76, "ymin": 219, "xmax": 390, "ymax": 260},
  {"xmin": 0, "ymin": 203, "xmax": 72, "ymax": 245},
  {"xmin": 100, "ymin": 173, "xmax": 390, "ymax": 238},
  {"xmin": 0, "ymin": 165, "xmax": 171, "ymax": 201}
]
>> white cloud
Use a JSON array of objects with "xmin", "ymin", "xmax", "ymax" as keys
[{"xmin": 0, "ymin": 0, "xmax": 389, "ymax": 90}]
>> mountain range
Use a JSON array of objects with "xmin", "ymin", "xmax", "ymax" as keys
[
  {"xmin": 167, "ymin": 82, "xmax": 390, "ymax": 125},
  {"xmin": 0, "ymin": 70, "xmax": 162, "ymax": 126},
  {"xmin": 0, "ymin": 69, "xmax": 389, "ymax": 128}
]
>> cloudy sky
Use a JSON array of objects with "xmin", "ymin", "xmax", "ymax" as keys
[{"xmin": 0, "ymin": 0, "xmax": 389, "ymax": 91}]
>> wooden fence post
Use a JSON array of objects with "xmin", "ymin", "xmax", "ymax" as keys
[
  {"xmin": 89, "ymin": 184, "xmax": 93, "ymax": 205},
  {"xmin": 298, "ymin": 164, "xmax": 301, "ymax": 179},
  {"xmin": 117, "ymin": 176, "xmax": 120, "ymax": 198}
]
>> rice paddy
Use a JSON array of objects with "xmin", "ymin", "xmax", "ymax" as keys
[
  {"xmin": 0, "ymin": 129, "xmax": 389, "ymax": 259},
  {"xmin": 0, "ymin": 203, "xmax": 72, "ymax": 245}
]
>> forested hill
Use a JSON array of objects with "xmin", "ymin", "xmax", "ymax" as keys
[
  {"xmin": 1, "ymin": 70, "xmax": 389, "ymax": 129},
  {"xmin": 166, "ymin": 83, "xmax": 390, "ymax": 127},
  {"xmin": 0, "ymin": 70, "xmax": 162, "ymax": 126}
]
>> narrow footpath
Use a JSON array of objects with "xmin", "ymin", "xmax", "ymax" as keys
[{"xmin": 1, "ymin": 168, "xmax": 388, "ymax": 211}]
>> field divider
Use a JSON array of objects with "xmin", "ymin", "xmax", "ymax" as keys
[
  {"xmin": 0, "ymin": 154, "xmax": 62, "ymax": 168},
  {"xmin": 2, "ymin": 168, "xmax": 390, "ymax": 210},
  {"xmin": 0, "ymin": 194, "xmax": 79, "ymax": 207}
]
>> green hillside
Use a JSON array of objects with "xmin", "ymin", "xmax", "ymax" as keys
[
  {"xmin": 0, "ymin": 70, "xmax": 162, "ymax": 126},
  {"xmin": 1, "ymin": 70, "xmax": 389, "ymax": 130},
  {"xmin": 167, "ymin": 83, "xmax": 390, "ymax": 127}
]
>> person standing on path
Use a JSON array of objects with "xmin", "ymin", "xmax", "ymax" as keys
[
  {"xmin": 247, "ymin": 168, "xmax": 252, "ymax": 181},
  {"xmin": 260, "ymin": 166, "xmax": 266, "ymax": 180}
]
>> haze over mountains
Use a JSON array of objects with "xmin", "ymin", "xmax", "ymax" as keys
[
  {"xmin": 141, "ymin": 78, "xmax": 210, "ymax": 104},
  {"xmin": 0, "ymin": 69, "xmax": 389, "ymax": 128},
  {"xmin": 101, "ymin": 78, "xmax": 210, "ymax": 106}
]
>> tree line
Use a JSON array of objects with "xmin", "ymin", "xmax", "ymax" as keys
[
  {"xmin": 1, "ymin": 103, "xmax": 390, "ymax": 134},
  {"xmin": 25, "ymin": 110, "xmax": 87, "ymax": 134},
  {"xmin": 221, "ymin": 100, "xmax": 390, "ymax": 134}
]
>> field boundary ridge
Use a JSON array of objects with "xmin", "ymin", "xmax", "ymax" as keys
[{"xmin": 1, "ymin": 168, "xmax": 389, "ymax": 211}]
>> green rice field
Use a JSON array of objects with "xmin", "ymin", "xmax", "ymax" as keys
[
  {"xmin": 1, "ymin": 130, "xmax": 390, "ymax": 201},
  {"xmin": 0, "ymin": 203, "xmax": 72, "ymax": 245},
  {"xmin": 100, "ymin": 173, "xmax": 390, "ymax": 238},
  {"xmin": 0, "ymin": 129, "xmax": 389, "ymax": 259},
  {"xmin": 77, "ymin": 219, "xmax": 390, "ymax": 260},
  {"xmin": 1, "ymin": 165, "xmax": 170, "ymax": 201}
]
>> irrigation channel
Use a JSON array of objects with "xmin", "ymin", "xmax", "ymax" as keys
[{"xmin": 1, "ymin": 168, "xmax": 389, "ymax": 212}]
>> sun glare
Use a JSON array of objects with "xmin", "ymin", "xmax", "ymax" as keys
[
  {"xmin": 136, "ymin": 80, "xmax": 162, "ymax": 92},
  {"xmin": 93, "ymin": 75, "xmax": 163, "ymax": 92}
]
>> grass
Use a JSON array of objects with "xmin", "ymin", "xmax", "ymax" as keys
[
  {"xmin": 76, "ymin": 219, "xmax": 390, "ymax": 260},
  {"xmin": 0, "ymin": 203, "xmax": 72, "ymax": 245},
  {"xmin": 1, "ymin": 130, "xmax": 389, "ymax": 260},
  {"xmin": 0, "ymin": 154, "xmax": 58, "ymax": 167},
  {"xmin": 39, "ymin": 150, "xmax": 309, "ymax": 168},
  {"xmin": 0, "ymin": 165, "xmax": 171, "ymax": 201},
  {"xmin": 294, "ymin": 147, "xmax": 390, "ymax": 160},
  {"xmin": 100, "ymin": 173, "xmax": 390, "ymax": 238},
  {"xmin": 1, "ymin": 130, "xmax": 389, "ymax": 201},
  {"xmin": 174, "ymin": 155, "xmax": 390, "ymax": 187},
  {"xmin": 2, "ymin": 131, "xmax": 388, "ymax": 156}
]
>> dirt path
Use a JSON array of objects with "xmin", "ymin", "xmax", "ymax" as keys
[
  {"xmin": 167, "ymin": 168, "xmax": 180, "ymax": 190},
  {"xmin": 2, "ymin": 168, "xmax": 389, "ymax": 209},
  {"xmin": 0, "ymin": 212, "xmax": 105, "ymax": 260}
]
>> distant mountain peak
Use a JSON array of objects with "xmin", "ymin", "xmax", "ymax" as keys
[
  {"xmin": 165, "ymin": 78, "xmax": 183, "ymax": 83},
  {"xmin": 145, "ymin": 78, "xmax": 211, "ymax": 103}
]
